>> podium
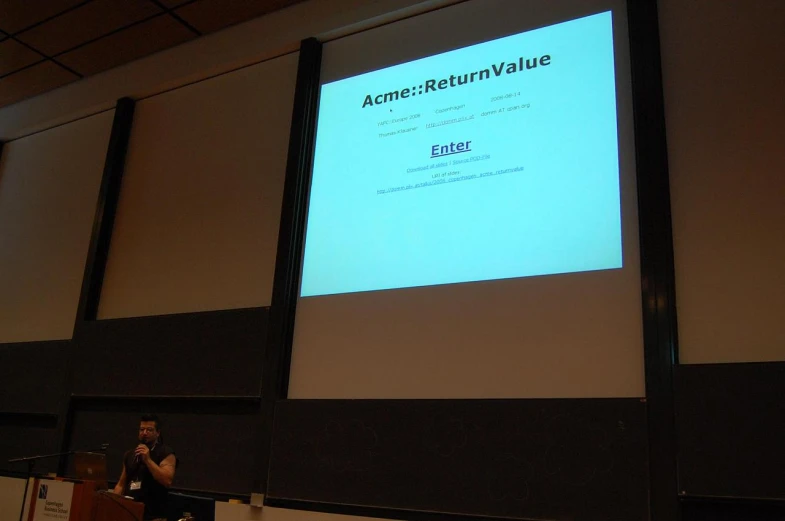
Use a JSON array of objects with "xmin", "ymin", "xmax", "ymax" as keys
[
  {"xmin": 92, "ymin": 490, "xmax": 145, "ymax": 521},
  {"xmin": 23, "ymin": 477, "xmax": 144, "ymax": 521}
]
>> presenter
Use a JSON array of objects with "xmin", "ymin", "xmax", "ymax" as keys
[{"xmin": 113, "ymin": 414, "xmax": 177, "ymax": 521}]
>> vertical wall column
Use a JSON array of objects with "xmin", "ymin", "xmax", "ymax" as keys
[
  {"xmin": 74, "ymin": 97, "xmax": 136, "ymax": 325},
  {"xmin": 56, "ymin": 98, "xmax": 135, "ymax": 474},
  {"xmin": 627, "ymin": 1, "xmax": 680, "ymax": 520},
  {"xmin": 263, "ymin": 37, "xmax": 323, "ymax": 401},
  {"xmin": 256, "ymin": 38, "xmax": 322, "ymax": 492}
]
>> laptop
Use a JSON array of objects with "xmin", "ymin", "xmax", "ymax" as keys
[{"xmin": 73, "ymin": 452, "xmax": 108, "ymax": 487}]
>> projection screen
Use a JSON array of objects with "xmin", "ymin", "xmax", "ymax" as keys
[{"xmin": 289, "ymin": 0, "xmax": 644, "ymax": 399}]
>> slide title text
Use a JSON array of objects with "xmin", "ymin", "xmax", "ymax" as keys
[{"xmin": 362, "ymin": 54, "xmax": 551, "ymax": 108}]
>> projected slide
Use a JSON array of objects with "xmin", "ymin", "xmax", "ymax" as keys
[{"xmin": 301, "ymin": 11, "xmax": 621, "ymax": 297}]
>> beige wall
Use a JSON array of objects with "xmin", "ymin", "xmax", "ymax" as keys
[
  {"xmin": 0, "ymin": 111, "xmax": 114, "ymax": 343},
  {"xmin": 2, "ymin": 1, "xmax": 777, "ymax": 358},
  {"xmin": 0, "ymin": 0, "xmax": 776, "ymax": 364},
  {"xmin": 660, "ymin": 0, "xmax": 785, "ymax": 364},
  {"xmin": 213, "ymin": 504, "xmax": 389, "ymax": 521},
  {"xmin": 215, "ymin": 502, "xmax": 263, "ymax": 521},
  {"xmin": 97, "ymin": 54, "xmax": 298, "ymax": 318},
  {"xmin": 262, "ymin": 507, "xmax": 385, "ymax": 521},
  {"xmin": 0, "ymin": 476, "xmax": 27, "ymax": 521}
]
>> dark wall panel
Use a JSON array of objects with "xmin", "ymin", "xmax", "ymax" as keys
[
  {"xmin": 71, "ymin": 307, "xmax": 267, "ymax": 396},
  {"xmin": 0, "ymin": 341, "xmax": 70, "ymax": 414},
  {"xmin": 269, "ymin": 399, "xmax": 648, "ymax": 521},
  {"xmin": 682, "ymin": 499, "xmax": 785, "ymax": 521},
  {"xmin": 1, "ymin": 424, "xmax": 62, "ymax": 474},
  {"xmin": 676, "ymin": 362, "xmax": 785, "ymax": 499},
  {"xmin": 67, "ymin": 402, "xmax": 263, "ymax": 494}
]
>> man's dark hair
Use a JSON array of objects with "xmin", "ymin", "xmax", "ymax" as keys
[{"xmin": 140, "ymin": 413, "xmax": 161, "ymax": 431}]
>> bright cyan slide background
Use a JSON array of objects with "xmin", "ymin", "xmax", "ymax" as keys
[{"xmin": 301, "ymin": 11, "xmax": 620, "ymax": 297}]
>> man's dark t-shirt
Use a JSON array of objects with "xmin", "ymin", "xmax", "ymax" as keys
[{"xmin": 122, "ymin": 443, "xmax": 175, "ymax": 520}]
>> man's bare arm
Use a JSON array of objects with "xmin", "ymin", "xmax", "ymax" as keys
[
  {"xmin": 113, "ymin": 465, "xmax": 127, "ymax": 494},
  {"xmin": 143, "ymin": 453, "xmax": 176, "ymax": 488}
]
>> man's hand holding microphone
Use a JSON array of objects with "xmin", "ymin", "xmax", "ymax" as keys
[{"xmin": 134, "ymin": 443, "xmax": 151, "ymax": 464}]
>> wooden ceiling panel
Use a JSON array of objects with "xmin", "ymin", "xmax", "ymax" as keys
[
  {"xmin": 0, "ymin": 39, "xmax": 45, "ymax": 77},
  {"xmin": 0, "ymin": 61, "xmax": 78, "ymax": 107},
  {"xmin": 0, "ymin": 0, "xmax": 86, "ymax": 35},
  {"xmin": 16, "ymin": 0, "xmax": 164, "ymax": 56},
  {"xmin": 0, "ymin": 0, "xmax": 306, "ymax": 109},
  {"xmin": 175, "ymin": 0, "xmax": 307, "ymax": 34},
  {"xmin": 58, "ymin": 14, "xmax": 196, "ymax": 76},
  {"xmin": 158, "ymin": 0, "xmax": 194, "ymax": 8}
]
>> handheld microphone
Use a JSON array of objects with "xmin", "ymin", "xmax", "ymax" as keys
[{"xmin": 134, "ymin": 444, "xmax": 145, "ymax": 464}]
